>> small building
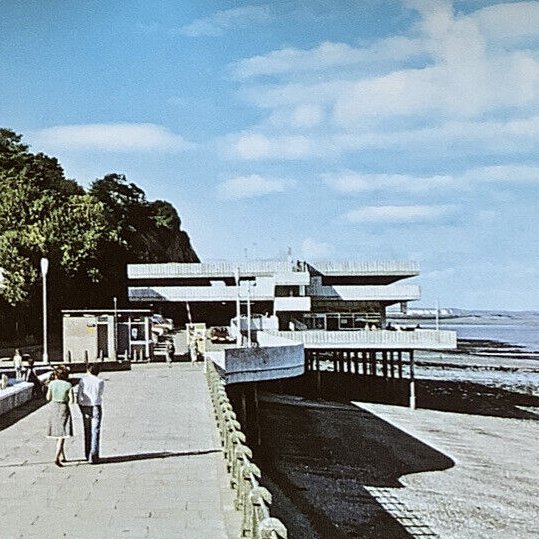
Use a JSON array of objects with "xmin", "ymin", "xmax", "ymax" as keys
[{"xmin": 62, "ymin": 309, "xmax": 154, "ymax": 362}]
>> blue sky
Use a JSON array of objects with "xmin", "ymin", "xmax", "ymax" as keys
[{"xmin": 1, "ymin": 0, "xmax": 538, "ymax": 310}]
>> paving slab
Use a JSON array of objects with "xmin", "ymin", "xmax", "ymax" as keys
[{"xmin": 0, "ymin": 363, "xmax": 241, "ymax": 538}]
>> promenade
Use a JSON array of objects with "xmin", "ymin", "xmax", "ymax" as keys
[{"xmin": 0, "ymin": 363, "xmax": 241, "ymax": 539}]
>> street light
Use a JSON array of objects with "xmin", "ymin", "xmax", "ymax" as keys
[
  {"xmin": 40, "ymin": 257, "xmax": 49, "ymax": 363},
  {"xmin": 234, "ymin": 268, "xmax": 241, "ymax": 347},
  {"xmin": 113, "ymin": 296, "xmax": 118, "ymax": 360}
]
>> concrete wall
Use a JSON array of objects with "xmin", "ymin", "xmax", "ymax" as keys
[
  {"xmin": 206, "ymin": 332, "xmax": 305, "ymax": 384},
  {"xmin": 0, "ymin": 372, "xmax": 51, "ymax": 417},
  {"xmin": 63, "ymin": 316, "xmax": 99, "ymax": 361},
  {"xmin": 0, "ymin": 382, "xmax": 34, "ymax": 416}
]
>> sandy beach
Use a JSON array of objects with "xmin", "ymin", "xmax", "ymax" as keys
[{"xmin": 247, "ymin": 340, "xmax": 539, "ymax": 538}]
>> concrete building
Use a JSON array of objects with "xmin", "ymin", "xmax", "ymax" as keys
[
  {"xmin": 62, "ymin": 309, "xmax": 154, "ymax": 362},
  {"xmin": 126, "ymin": 259, "xmax": 420, "ymax": 331}
]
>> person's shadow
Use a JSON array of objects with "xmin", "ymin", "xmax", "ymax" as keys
[{"xmin": 97, "ymin": 448, "xmax": 221, "ymax": 464}]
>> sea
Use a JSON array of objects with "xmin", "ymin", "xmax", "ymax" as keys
[
  {"xmin": 422, "ymin": 314, "xmax": 539, "ymax": 353},
  {"xmin": 410, "ymin": 313, "xmax": 539, "ymax": 394}
]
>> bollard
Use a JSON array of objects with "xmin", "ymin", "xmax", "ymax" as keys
[
  {"xmin": 84, "ymin": 350, "xmax": 89, "ymax": 364},
  {"xmin": 67, "ymin": 350, "xmax": 72, "ymax": 363}
]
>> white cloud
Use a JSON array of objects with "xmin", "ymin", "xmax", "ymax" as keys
[
  {"xmin": 227, "ymin": 133, "xmax": 313, "ymax": 160},
  {"xmin": 233, "ymin": 38, "xmax": 424, "ymax": 79},
  {"xmin": 462, "ymin": 164, "xmax": 539, "ymax": 183},
  {"xmin": 301, "ymin": 238, "xmax": 333, "ymax": 259},
  {"xmin": 344, "ymin": 205, "xmax": 456, "ymax": 223},
  {"xmin": 224, "ymin": 0, "xmax": 539, "ymax": 164},
  {"xmin": 324, "ymin": 171, "xmax": 458, "ymax": 193},
  {"xmin": 471, "ymin": 1, "xmax": 539, "ymax": 43},
  {"xmin": 34, "ymin": 123, "xmax": 194, "ymax": 152},
  {"xmin": 223, "ymin": 114, "xmax": 539, "ymax": 161},
  {"xmin": 179, "ymin": 6, "xmax": 271, "ymax": 37},
  {"xmin": 217, "ymin": 174, "xmax": 285, "ymax": 200},
  {"xmin": 324, "ymin": 164, "xmax": 539, "ymax": 194}
]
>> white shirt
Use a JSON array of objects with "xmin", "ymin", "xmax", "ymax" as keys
[{"xmin": 77, "ymin": 374, "xmax": 105, "ymax": 406}]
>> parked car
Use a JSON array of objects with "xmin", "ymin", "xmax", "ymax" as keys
[
  {"xmin": 209, "ymin": 326, "xmax": 236, "ymax": 344},
  {"xmin": 151, "ymin": 314, "xmax": 174, "ymax": 339}
]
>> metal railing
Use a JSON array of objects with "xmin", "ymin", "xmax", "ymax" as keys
[
  {"xmin": 267, "ymin": 329, "xmax": 457, "ymax": 349},
  {"xmin": 307, "ymin": 260, "xmax": 419, "ymax": 275},
  {"xmin": 305, "ymin": 284, "xmax": 420, "ymax": 301},
  {"xmin": 129, "ymin": 285, "xmax": 276, "ymax": 302},
  {"xmin": 206, "ymin": 360, "xmax": 287, "ymax": 539},
  {"xmin": 128, "ymin": 261, "xmax": 301, "ymax": 278}
]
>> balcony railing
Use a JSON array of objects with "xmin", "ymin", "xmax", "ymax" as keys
[
  {"xmin": 306, "ymin": 284, "xmax": 420, "ymax": 301},
  {"xmin": 128, "ymin": 260, "xmax": 419, "ymax": 279},
  {"xmin": 307, "ymin": 260, "xmax": 419, "ymax": 276},
  {"xmin": 266, "ymin": 329, "xmax": 457, "ymax": 350},
  {"xmin": 128, "ymin": 261, "xmax": 303, "ymax": 279},
  {"xmin": 129, "ymin": 285, "xmax": 275, "ymax": 302}
]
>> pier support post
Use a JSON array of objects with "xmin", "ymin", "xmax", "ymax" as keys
[
  {"xmin": 253, "ymin": 383, "xmax": 261, "ymax": 447},
  {"xmin": 382, "ymin": 351, "xmax": 388, "ymax": 379},
  {"xmin": 409, "ymin": 350, "xmax": 416, "ymax": 410},
  {"xmin": 362, "ymin": 351, "xmax": 367, "ymax": 375}
]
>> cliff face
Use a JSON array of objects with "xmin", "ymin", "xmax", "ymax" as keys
[{"xmin": 138, "ymin": 227, "xmax": 199, "ymax": 263}]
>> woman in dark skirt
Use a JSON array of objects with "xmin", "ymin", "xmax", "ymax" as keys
[{"xmin": 46, "ymin": 365, "xmax": 74, "ymax": 466}]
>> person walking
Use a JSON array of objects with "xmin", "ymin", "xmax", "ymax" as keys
[
  {"xmin": 13, "ymin": 349, "xmax": 23, "ymax": 380},
  {"xmin": 24, "ymin": 357, "xmax": 43, "ymax": 398},
  {"xmin": 165, "ymin": 340, "xmax": 175, "ymax": 366},
  {"xmin": 77, "ymin": 363, "xmax": 105, "ymax": 464},
  {"xmin": 46, "ymin": 366, "xmax": 74, "ymax": 467}
]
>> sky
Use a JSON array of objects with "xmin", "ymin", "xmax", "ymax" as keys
[{"xmin": 1, "ymin": 0, "xmax": 538, "ymax": 311}]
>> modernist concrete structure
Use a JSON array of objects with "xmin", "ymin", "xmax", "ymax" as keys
[
  {"xmin": 127, "ymin": 259, "xmax": 456, "ymax": 400},
  {"xmin": 127, "ymin": 259, "xmax": 420, "ymax": 331}
]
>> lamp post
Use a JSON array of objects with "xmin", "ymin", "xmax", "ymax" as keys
[
  {"xmin": 113, "ymin": 296, "xmax": 118, "ymax": 360},
  {"xmin": 234, "ymin": 268, "xmax": 241, "ymax": 347},
  {"xmin": 40, "ymin": 257, "xmax": 49, "ymax": 363},
  {"xmin": 246, "ymin": 279, "xmax": 252, "ymax": 348}
]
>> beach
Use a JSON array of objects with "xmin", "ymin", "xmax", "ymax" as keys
[{"xmin": 247, "ymin": 321, "xmax": 539, "ymax": 538}]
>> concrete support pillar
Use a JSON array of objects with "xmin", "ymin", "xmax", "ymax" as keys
[
  {"xmin": 369, "ymin": 351, "xmax": 376, "ymax": 376},
  {"xmin": 409, "ymin": 350, "xmax": 416, "ymax": 410},
  {"xmin": 253, "ymin": 383, "xmax": 261, "ymax": 447},
  {"xmin": 362, "ymin": 351, "xmax": 368, "ymax": 375}
]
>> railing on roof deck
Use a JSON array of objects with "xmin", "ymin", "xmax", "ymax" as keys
[
  {"xmin": 308, "ymin": 260, "xmax": 419, "ymax": 275},
  {"xmin": 128, "ymin": 261, "xmax": 305, "ymax": 279},
  {"xmin": 127, "ymin": 260, "xmax": 419, "ymax": 279},
  {"xmin": 206, "ymin": 360, "xmax": 288, "ymax": 539}
]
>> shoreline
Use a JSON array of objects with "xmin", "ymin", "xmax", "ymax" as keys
[{"xmin": 247, "ymin": 338, "xmax": 539, "ymax": 538}]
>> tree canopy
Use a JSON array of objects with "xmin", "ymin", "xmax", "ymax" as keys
[{"xmin": 0, "ymin": 129, "xmax": 198, "ymax": 341}]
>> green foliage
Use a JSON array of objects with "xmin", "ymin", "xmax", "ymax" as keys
[{"xmin": 0, "ymin": 128, "xmax": 198, "ymax": 340}]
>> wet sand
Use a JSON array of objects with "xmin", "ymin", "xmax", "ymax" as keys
[{"xmin": 242, "ymin": 342, "xmax": 539, "ymax": 538}]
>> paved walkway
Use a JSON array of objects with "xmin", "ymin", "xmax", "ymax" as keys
[{"xmin": 0, "ymin": 363, "xmax": 241, "ymax": 538}]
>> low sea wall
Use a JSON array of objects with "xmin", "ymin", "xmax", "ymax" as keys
[{"xmin": 0, "ymin": 372, "xmax": 51, "ymax": 417}]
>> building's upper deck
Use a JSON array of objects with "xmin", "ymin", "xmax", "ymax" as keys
[{"xmin": 128, "ymin": 260, "xmax": 419, "ymax": 280}]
